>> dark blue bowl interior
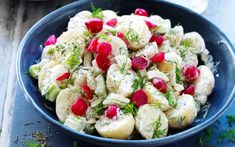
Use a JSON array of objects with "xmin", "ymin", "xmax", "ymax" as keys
[{"xmin": 17, "ymin": 0, "xmax": 235, "ymax": 146}]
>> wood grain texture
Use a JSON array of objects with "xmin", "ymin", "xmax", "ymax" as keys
[{"xmin": 0, "ymin": 0, "xmax": 73, "ymax": 146}]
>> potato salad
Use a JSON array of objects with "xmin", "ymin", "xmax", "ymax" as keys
[{"xmin": 29, "ymin": 7, "xmax": 215, "ymax": 140}]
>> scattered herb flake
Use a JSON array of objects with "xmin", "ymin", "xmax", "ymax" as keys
[
  {"xmin": 24, "ymin": 140, "xmax": 40, "ymax": 147},
  {"xmin": 132, "ymin": 70, "xmax": 146, "ymax": 91},
  {"xmin": 24, "ymin": 122, "xmax": 34, "ymax": 126},
  {"xmin": 177, "ymin": 116, "xmax": 185, "ymax": 126},
  {"xmin": 175, "ymin": 64, "xmax": 182, "ymax": 84},
  {"xmin": 93, "ymin": 102, "xmax": 105, "ymax": 115}
]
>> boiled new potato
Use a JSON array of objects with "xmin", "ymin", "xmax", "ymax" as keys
[
  {"xmin": 67, "ymin": 11, "xmax": 91, "ymax": 30},
  {"xmin": 194, "ymin": 65, "xmax": 215, "ymax": 105},
  {"xmin": 135, "ymin": 42, "xmax": 158, "ymax": 60},
  {"xmin": 135, "ymin": 104, "xmax": 168, "ymax": 139},
  {"xmin": 117, "ymin": 15, "xmax": 151, "ymax": 51},
  {"xmin": 109, "ymin": 35, "xmax": 128, "ymax": 56},
  {"xmin": 95, "ymin": 114, "xmax": 135, "ymax": 139},
  {"xmin": 165, "ymin": 25, "xmax": 184, "ymax": 47},
  {"xmin": 166, "ymin": 94, "xmax": 197, "ymax": 129},
  {"xmin": 149, "ymin": 15, "xmax": 171, "ymax": 34},
  {"xmin": 72, "ymin": 67, "xmax": 89, "ymax": 88},
  {"xmin": 56, "ymin": 88, "xmax": 81, "ymax": 122}
]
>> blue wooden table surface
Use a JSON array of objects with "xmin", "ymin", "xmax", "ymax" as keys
[{"xmin": 0, "ymin": 0, "xmax": 234, "ymax": 147}]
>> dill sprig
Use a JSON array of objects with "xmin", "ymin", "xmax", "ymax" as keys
[
  {"xmin": 123, "ymin": 103, "xmax": 137, "ymax": 116},
  {"xmin": 153, "ymin": 116, "xmax": 167, "ymax": 138},
  {"xmin": 164, "ymin": 90, "xmax": 177, "ymax": 107},
  {"xmin": 125, "ymin": 28, "xmax": 139, "ymax": 43},
  {"xmin": 175, "ymin": 63, "xmax": 182, "ymax": 84},
  {"xmin": 218, "ymin": 129, "xmax": 235, "ymax": 143},
  {"xmin": 226, "ymin": 115, "xmax": 235, "ymax": 127},
  {"xmin": 93, "ymin": 102, "xmax": 105, "ymax": 115},
  {"xmin": 177, "ymin": 116, "xmax": 185, "ymax": 126},
  {"xmin": 132, "ymin": 70, "xmax": 146, "ymax": 91},
  {"xmin": 197, "ymin": 127, "xmax": 214, "ymax": 146},
  {"xmin": 91, "ymin": 3, "xmax": 103, "ymax": 19}
]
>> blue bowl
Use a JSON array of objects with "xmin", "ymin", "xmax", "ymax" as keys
[{"xmin": 16, "ymin": 0, "xmax": 235, "ymax": 146}]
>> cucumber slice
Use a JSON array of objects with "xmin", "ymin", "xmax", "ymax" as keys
[
  {"xmin": 64, "ymin": 114, "xmax": 86, "ymax": 131},
  {"xmin": 103, "ymin": 93, "xmax": 130, "ymax": 108},
  {"xmin": 45, "ymin": 82, "xmax": 61, "ymax": 102},
  {"xmin": 29, "ymin": 64, "xmax": 41, "ymax": 79},
  {"xmin": 94, "ymin": 74, "xmax": 107, "ymax": 99}
]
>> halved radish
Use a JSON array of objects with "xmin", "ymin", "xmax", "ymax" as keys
[
  {"xmin": 131, "ymin": 56, "xmax": 148, "ymax": 70},
  {"xmin": 96, "ymin": 54, "xmax": 111, "ymax": 71}
]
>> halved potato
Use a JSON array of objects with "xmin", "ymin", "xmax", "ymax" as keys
[{"xmin": 95, "ymin": 114, "xmax": 135, "ymax": 139}]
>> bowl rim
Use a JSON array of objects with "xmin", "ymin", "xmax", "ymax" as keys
[{"xmin": 16, "ymin": 0, "xmax": 235, "ymax": 145}]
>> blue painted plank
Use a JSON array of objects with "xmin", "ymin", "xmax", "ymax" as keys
[{"xmin": 10, "ymin": 82, "xmax": 235, "ymax": 147}]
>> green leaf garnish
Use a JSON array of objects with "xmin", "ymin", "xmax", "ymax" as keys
[
  {"xmin": 164, "ymin": 90, "xmax": 177, "ymax": 107},
  {"xmin": 153, "ymin": 116, "xmax": 167, "ymax": 138},
  {"xmin": 125, "ymin": 28, "xmax": 139, "ymax": 43},
  {"xmin": 96, "ymin": 33, "xmax": 111, "ymax": 42},
  {"xmin": 218, "ymin": 129, "xmax": 235, "ymax": 143},
  {"xmin": 123, "ymin": 103, "xmax": 137, "ymax": 116},
  {"xmin": 197, "ymin": 127, "xmax": 214, "ymax": 146},
  {"xmin": 226, "ymin": 115, "xmax": 235, "ymax": 127},
  {"xmin": 91, "ymin": 3, "xmax": 103, "ymax": 19},
  {"xmin": 177, "ymin": 116, "xmax": 185, "ymax": 126}
]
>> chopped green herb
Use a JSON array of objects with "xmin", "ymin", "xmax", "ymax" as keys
[
  {"xmin": 119, "ymin": 58, "xmax": 127, "ymax": 74},
  {"xmin": 181, "ymin": 39, "xmax": 192, "ymax": 48},
  {"xmin": 91, "ymin": 3, "xmax": 103, "ymax": 19},
  {"xmin": 123, "ymin": 103, "xmax": 137, "ymax": 116},
  {"xmin": 164, "ymin": 90, "xmax": 177, "ymax": 107},
  {"xmin": 125, "ymin": 28, "xmax": 139, "ymax": 43},
  {"xmin": 226, "ymin": 115, "xmax": 235, "ymax": 127},
  {"xmin": 153, "ymin": 116, "xmax": 167, "ymax": 138},
  {"xmin": 218, "ymin": 129, "xmax": 235, "ymax": 143},
  {"xmin": 197, "ymin": 127, "xmax": 214, "ymax": 146}
]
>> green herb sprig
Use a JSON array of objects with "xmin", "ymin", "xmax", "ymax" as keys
[
  {"xmin": 132, "ymin": 70, "xmax": 146, "ymax": 91},
  {"xmin": 164, "ymin": 90, "xmax": 177, "ymax": 107},
  {"xmin": 91, "ymin": 3, "xmax": 103, "ymax": 19},
  {"xmin": 197, "ymin": 127, "xmax": 214, "ymax": 146},
  {"xmin": 125, "ymin": 28, "xmax": 139, "ymax": 43},
  {"xmin": 218, "ymin": 129, "xmax": 235, "ymax": 143},
  {"xmin": 123, "ymin": 103, "xmax": 137, "ymax": 116},
  {"xmin": 153, "ymin": 116, "xmax": 167, "ymax": 138}
]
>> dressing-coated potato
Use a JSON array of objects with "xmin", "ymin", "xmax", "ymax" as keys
[
  {"xmin": 56, "ymin": 88, "xmax": 81, "ymax": 122},
  {"xmin": 95, "ymin": 114, "xmax": 135, "ymax": 139},
  {"xmin": 166, "ymin": 94, "xmax": 197, "ymax": 129},
  {"xmin": 194, "ymin": 65, "xmax": 215, "ymax": 105},
  {"xmin": 135, "ymin": 104, "xmax": 168, "ymax": 139}
]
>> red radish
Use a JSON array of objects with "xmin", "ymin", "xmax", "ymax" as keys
[
  {"xmin": 97, "ymin": 42, "xmax": 112, "ymax": 56},
  {"xmin": 116, "ymin": 32, "xmax": 129, "ymax": 45},
  {"xmin": 131, "ymin": 89, "xmax": 148, "ymax": 107},
  {"xmin": 82, "ymin": 84, "xmax": 94, "ymax": 100},
  {"xmin": 106, "ymin": 18, "xmax": 118, "ymax": 27},
  {"xmin": 71, "ymin": 98, "xmax": 88, "ymax": 116},
  {"xmin": 151, "ymin": 52, "xmax": 165, "ymax": 63},
  {"xmin": 86, "ymin": 38, "xmax": 98, "ymax": 52},
  {"xmin": 131, "ymin": 56, "xmax": 148, "ymax": 70},
  {"xmin": 145, "ymin": 20, "xmax": 157, "ymax": 30},
  {"xmin": 56, "ymin": 72, "xmax": 70, "ymax": 81},
  {"xmin": 45, "ymin": 35, "xmax": 57, "ymax": 46},
  {"xmin": 85, "ymin": 18, "xmax": 103, "ymax": 33},
  {"xmin": 134, "ymin": 8, "xmax": 149, "ymax": 17},
  {"xmin": 96, "ymin": 54, "xmax": 111, "ymax": 71},
  {"xmin": 182, "ymin": 65, "xmax": 200, "ymax": 81},
  {"xmin": 149, "ymin": 35, "xmax": 164, "ymax": 46},
  {"xmin": 151, "ymin": 78, "xmax": 167, "ymax": 93},
  {"xmin": 181, "ymin": 85, "xmax": 195, "ymax": 96},
  {"xmin": 105, "ymin": 105, "xmax": 118, "ymax": 119}
]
